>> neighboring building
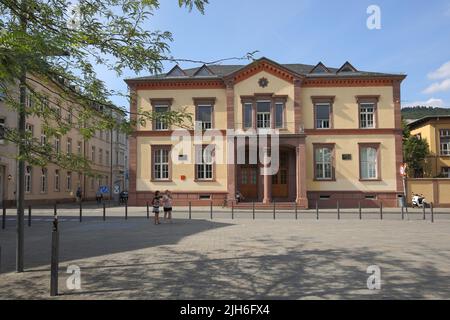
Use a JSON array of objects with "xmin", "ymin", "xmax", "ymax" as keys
[
  {"xmin": 125, "ymin": 57, "xmax": 405, "ymax": 208},
  {"xmin": 0, "ymin": 77, "xmax": 128, "ymax": 207},
  {"xmin": 408, "ymin": 115, "xmax": 450, "ymax": 178},
  {"xmin": 110, "ymin": 113, "xmax": 129, "ymax": 198}
]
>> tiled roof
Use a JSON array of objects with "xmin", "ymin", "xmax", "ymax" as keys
[
  {"xmin": 125, "ymin": 58, "xmax": 404, "ymax": 81},
  {"xmin": 407, "ymin": 115, "xmax": 450, "ymax": 129}
]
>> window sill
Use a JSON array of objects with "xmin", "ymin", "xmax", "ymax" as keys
[
  {"xmin": 194, "ymin": 179, "xmax": 216, "ymax": 182},
  {"xmin": 151, "ymin": 179, "xmax": 173, "ymax": 183},
  {"xmin": 314, "ymin": 178, "xmax": 336, "ymax": 182},
  {"xmin": 359, "ymin": 178, "xmax": 382, "ymax": 182}
]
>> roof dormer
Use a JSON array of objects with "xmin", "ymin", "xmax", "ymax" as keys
[
  {"xmin": 166, "ymin": 65, "xmax": 187, "ymax": 77},
  {"xmin": 337, "ymin": 61, "xmax": 358, "ymax": 73},
  {"xmin": 309, "ymin": 62, "xmax": 331, "ymax": 74},
  {"xmin": 193, "ymin": 64, "xmax": 215, "ymax": 77}
]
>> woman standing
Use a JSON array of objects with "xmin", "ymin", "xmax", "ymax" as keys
[
  {"xmin": 152, "ymin": 191, "xmax": 161, "ymax": 225},
  {"xmin": 163, "ymin": 190, "xmax": 173, "ymax": 223}
]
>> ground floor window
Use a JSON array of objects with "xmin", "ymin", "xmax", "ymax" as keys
[
  {"xmin": 40, "ymin": 168, "xmax": 48, "ymax": 193},
  {"xmin": 25, "ymin": 166, "xmax": 32, "ymax": 193},
  {"xmin": 153, "ymin": 147, "xmax": 170, "ymax": 180},
  {"xmin": 441, "ymin": 167, "xmax": 450, "ymax": 178},
  {"xmin": 196, "ymin": 145, "xmax": 214, "ymax": 180},
  {"xmin": 314, "ymin": 145, "xmax": 334, "ymax": 180},
  {"xmin": 360, "ymin": 144, "xmax": 379, "ymax": 180}
]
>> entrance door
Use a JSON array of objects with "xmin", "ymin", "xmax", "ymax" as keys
[
  {"xmin": 239, "ymin": 166, "xmax": 258, "ymax": 200},
  {"xmin": 272, "ymin": 153, "xmax": 288, "ymax": 198}
]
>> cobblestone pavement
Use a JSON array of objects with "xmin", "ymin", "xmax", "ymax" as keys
[{"xmin": 0, "ymin": 207, "xmax": 449, "ymax": 299}]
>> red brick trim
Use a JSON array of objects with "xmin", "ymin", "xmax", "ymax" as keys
[
  {"xmin": 307, "ymin": 191, "xmax": 401, "ymax": 208},
  {"xmin": 305, "ymin": 128, "xmax": 401, "ymax": 135},
  {"xmin": 302, "ymin": 77, "xmax": 404, "ymax": 87},
  {"xmin": 230, "ymin": 60, "xmax": 296, "ymax": 84},
  {"xmin": 293, "ymin": 78, "xmax": 303, "ymax": 133},
  {"xmin": 128, "ymin": 80, "xmax": 226, "ymax": 90}
]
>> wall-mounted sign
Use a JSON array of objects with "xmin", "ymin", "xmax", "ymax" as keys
[{"xmin": 342, "ymin": 154, "xmax": 352, "ymax": 160}]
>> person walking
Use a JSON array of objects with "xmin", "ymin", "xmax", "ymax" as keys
[
  {"xmin": 152, "ymin": 191, "xmax": 161, "ymax": 225},
  {"xmin": 96, "ymin": 189, "xmax": 103, "ymax": 204},
  {"xmin": 76, "ymin": 186, "xmax": 82, "ymax": 203},
  {"xmin": 163, "ymin": 190, "xmax": 173, "ymax": 223}
]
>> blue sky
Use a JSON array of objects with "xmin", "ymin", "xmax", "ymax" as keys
[{"xmin": 100, "ymin": 0, "xmax": 450, "ymax": 110}]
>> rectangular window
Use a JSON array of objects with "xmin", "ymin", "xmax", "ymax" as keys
[
  {"xmin": 243, "ymin": 102, "xmax": 253, "ymax": 129},
  {"xmin": 77, "ymin": 141, "xmax": 82, "ymax": 155},
  {"xmin": 314, "ymin": 146, "xmax": 333, "ymax": 180},
  {"xmin": 99, "ymin": 148, "xmax": 103, "ymax": 165},
  {"xmin": 40, "ymin": 133, "xmax": 47, "ymax": 146},
  {"xmin": 106, "ymin": 130, "xmax": 110, "ymax": 142},
  {"xmin": 315, "ymin": 103, "xmax": 331, "ymax": 129},
  {"xmin": 0, "ymin": 118, "xmax": 5, "ymax": 143},
  {"xmin": 275, "ymin": 102, "xmax": 285, "ymax": 129},
  {"xmin": 25, "ymin": 123, "xmax": 34, "ymax": 136},
  {"xmin": 196, "ymin": 105, "xmax": 213, "ymax": 130},
  {"xmin": 441, "ymin": 167, "xmax": 450, "ymax": 178},
  {"xmin": 153, "ymin": 147, "xmax": 170, "ymax": 180},
  {"xmin": 106, "ymin": 151, "xmax": 110, "ymax": 165},
  {"xmin": 25, "ymin": 166, "xmax": 32, "ymax": 193},
  {"xmin": 54, "ymin": 169, "xmax": 60, "ymax": 192},
  {"xmin": 55, "ymin": 136, "xmax": 61, "ymax": 154},
  {"xmin": 91, "ymin": 146, "xmax": 96, "ymax": 162},
  {"xmin": 66, "ymin": 172, "xmax": 72, "ymax": 191},
  {"xmin": 67, "ymin": 138, "xmax": 72, "ymax": 154},
  {"xmin": 40, "ymin": 168, "xmax": 48, "ymax": 193},
  {"xmin": 360, "ymin": 103, "xmax": 376, "ymax": 128},
  {"xmin": 154, "ymin": 105, "xmax": 169, "ymax": 130},
  {"xmin": 67, "ymin": 110, "xmax": 73, "ymax": 124},
  {"xmin": 360, "ymin": 145, "xmax": 379, "ymax": 180},
  {"xmin": 196, "ymin": 145, "xmax": 214, "ymax": 180},
  {"xmin": 440, "ymin": 129, "xmax": 450, "ymax": 156},
  {"xmin": 256, "ymin": 101, "xmax": 271, "ymax": 129}
]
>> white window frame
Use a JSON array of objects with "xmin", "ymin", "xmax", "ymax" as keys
[
  {"xmin": 256, "ymin": 100, "xmax": 271, "ymax": 129},
  {"xmin": 25, "ymin": 166, "xmax": 32, "ymax": 193},
  {"xmin": 66, "ymin": 171, "xmax": 72, "ymax": 191},
  {"xmin": 54, "ymin": 169, "xmax": 60, "ymax": 192},
  {"xmin": 315, "ymin": 103, "xmax": 331, "ymax": 129},
  {"xmin": 360, "ymin": 146, "xmax": 378, "ymax": 180},
  {"xmin": 196, "ymin": 104, "xmax": 213, "ymax": 130},
  {"xmin": 153, "ymin": 148, "xmax": 170, "ymax": 180},
  {"xmin": 315, "ymin": 147, "xmax": 333, "ymax": 180},
  {"xmin": 0, "ymin": 118, "xmax": 5, "ymax": 144},
  {"xmin": 440, "ymin": 129, "xmax": 450, "ymax": 156},
  {"xmin": 154, "ymin": 105, "xmax": 169, "ymax": 130},
  {"xmin": 40, "ymin": 168, "xmax": 48, "ymax": 193},
  {"xmin": 360, "ymin": 103, "xmax": 376, "ymax": 128},
  {"xmin": 196, "ymin": 145, "xmax": 214, "ymax": 181}
]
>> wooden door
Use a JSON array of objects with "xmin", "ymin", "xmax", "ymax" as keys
[
  {"xmin": 239, "ymin": 166, "xmax": 258, "ymax": 200},
  {"xmin": 272, "ymin": 153, "xmax": 288, "ymax": 198}
]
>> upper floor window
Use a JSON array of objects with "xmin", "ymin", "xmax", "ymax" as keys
[
  {"xmin": 54, "ymin": 136, "xmax": 61, "ymax": 153},
  {"xmin": 99, "ymin": 148, "xmax": 103, "ymax": 165},
  {"xmin": 40, "ymin": 168, "xmax": 48, "ymax": 193},
  {"xmin": 440, "ymin": 129, "xmax": 450, "ymax": 156},
  {"xmin": 357, "ymin": 96, "xmax": 379, "ymax": 129},
  {"xmin": 194, "ymin": 98, "xmax": 215, "ymax": 130},
  {"xmin": 314, "ymin": 144, "xmax": 334, "ymax": 180},
  {"xmin": 312, "ymin": 96, "xmax": 334, "ymax": 129},
  {"xmin": 0, "ymin": 118, "xmax": 5, "ymax": 143},
  {"xmin": 275, "ymin": 101, "xmax": 285, "ymax": 129},
  {"xmin": 77, "ymin": 141, "xmax": 82, "ymax": 155},
  {"xmin": 152, "ymin": 146, "xmax": 170, "ymax": 181},
  {"xmin": 91, "ymin": 146, "xmax": 96, "ymax": 162},
  {"xmin": 54, "ymin": 169, "xmax": 60, "ymax": 192},
  {"xmin": 25, "ymin": 166, "xmax": 32, "ymax": 193},
  {"xmin": 441, "ymin": 167, "xmax": 450, "ymax": 178},
  {"xmin": 256, "ymin": 100, "xmax": 271, "ymax": 129},
  {"xmin": 243, "ymin": 102, "xmax": 253, "ymax": 129},
  {"xmin": 40, "ymin": 133, "xmax": 47, "ymax": 146},
  {"xmin": 151, "ymin": 98, "xmax": 172, "ymax": 131},
  {"xmin": 25, "ymin": 123, "xmax": 34, "ymax": 136},
  {"xmin": 360, "ymin": 144, "xmax": 379, "ymax": 180},
  {"xmin": 67, "ymin": 138, "xmax": 72, "ymax": 154},
  {"xmin": 66, "ymin": 171, "xmax": 72, "ymax": 191}
]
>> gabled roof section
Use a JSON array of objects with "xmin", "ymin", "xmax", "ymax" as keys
[
  {"xmin": 407, "ymin": 115, "xmax": 450, "ymax": 130},
  {"xmin": 309, "ymin": 62, "xmax": 331, "ymax": 74},
  {"xmin": 337, "ymin": 61, "xmax": 358, "ymax": 73},
  {"xmin": 193, "ymin": 64, "xmax": 215, "ymax": 77},
  {"xmin": 166, "ymin": 65, "xmax": 187, "ymax": 77},
  {"xmin": 224, "ymin": 57, "xmax": 303, "ymax": 84}
]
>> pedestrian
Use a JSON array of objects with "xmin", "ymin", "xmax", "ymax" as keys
[
  {"xmin": 163, "ymin": 190, "xmax": 173, "ymax": 223},
  {"xmin": 96, "ymin": 189, "xmax": 103, "ymax": 204},
  {"xmin": 152, "ymin": 190, "xmax": 161, "ymax": 225},
  {"xmin": 76, "ymin": 186, "xmax": 82, "ymax": 202}
]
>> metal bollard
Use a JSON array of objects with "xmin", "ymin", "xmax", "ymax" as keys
[
  {"xmin": 28, "ymin": 205, "xmax": 31, "ymax": 227},
  {"xmin": 103, "ymin": 202, "xmax": 106, "ymax": 221},
  {"xmin": 125, "ymin": 199, "xmax": 128, "ymax": 220},
  {"xmin": 337, "ymin": 201, "xmax": 340, "ymax": 220},
  {"xmin": 273, "ymin": 201, "xmax": 276, "ymax": 220},
  {"xmin": 79, "ymin": 201, "xmax": 82, "ymax": 222},
  {"xmin": 50, "ymin": 215, "xmax": 59, "ymax": 296},
  {"xmin": 2, "ymin": 206, "xmax": 6, "ymax": 229},
  {"xmin": 431, "ymin": 202, "xmax": 434, "ymax": 223},
  {"xmin": 295, "ymin": 202, "xmax": 298, "ymax": 220},
  {"xmin": 359, "ymin": 201, "xmax": 362, "ymax": 220},
  {"xmin": 189, "ymin": 201, "xmax": 191, "ymax": 219},
  {"xmin": 231, "ymin": 201, "xmax": 234, "ymax": 220},
  {"xmin": 423, "ymin": 204, "xmax": 426, "ymax": 220},
  {"xmin": 210, "ymin": 201, "xmax": 213, "ymax": 220},
  {"xmin": 380, "ymin": 202, "xmax": 383, "ymax": 220},
  {"xmin": 253, "ymin": 201, "xmax": 255, "ymax": 220},
  {"xmin": 316, "ymin": 201, "xmax": 319, "ymax": 220},
  {"xmin": 146, "ymin": 201, "xmax": 149, "ymax": 219},
  {"xmin": 401, "ymin": 204, "xmax": 404, "ymax": 220},
  {"xmin": 54, "ymin": 203, "xmax": 57, "ymax": 216}
]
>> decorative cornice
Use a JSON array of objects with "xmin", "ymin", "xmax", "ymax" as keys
[
  {"xmin": 302, "ymin": 77, "xmax": 404, "ymax": 87},
  {"xmin": 228, "ymin": 60, "xmax": 297, "ymax": 84},
  {"xmin": 129, "ymin": 79, "xmax": 226, "ymax": 90}
]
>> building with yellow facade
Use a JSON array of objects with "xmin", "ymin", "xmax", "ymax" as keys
[
  {"xmin": 125, "ymin": 57, "xmax": 405, "ymax": 208},
  {"xmin": 408, "ymin": 115, "xmax": 450, "ymax": 178}
]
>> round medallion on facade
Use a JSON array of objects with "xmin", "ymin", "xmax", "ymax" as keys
[{"xmin": 258, "ymin": 77, "xmax": 269, "ymax": 88}]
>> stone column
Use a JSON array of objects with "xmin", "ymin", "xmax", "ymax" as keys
[
  {"xmin": 262, "ymin": 147, "xmax": 272, "ymax": 204},
  {"xmin": 296, "ymin": 139, "xmax": 308, "ymax": 208}
]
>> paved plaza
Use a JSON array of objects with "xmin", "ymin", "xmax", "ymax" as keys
[{"xmin": 0, "ymin": 205, "xmax": 450, "ymax": 299}]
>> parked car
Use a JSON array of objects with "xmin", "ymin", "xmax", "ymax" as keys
[{"xmin": 119, "ymin": 191, "xmax": 128, "ymax": 204}]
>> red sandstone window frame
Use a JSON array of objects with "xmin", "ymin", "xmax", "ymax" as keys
[
  {"xmin": 151, "ymin": 145, "xmax": 172, "ymax": 182},
  {"xmin": 358, "ymin": 142, "xmax": 381, "ymax": 181},
  {"xmin": 194, "ymin": 144, "xmax": 216, "ymax": 182},
  {"xmin": 312, "ymin": 96, "xmax": 335, "ymax": 129},
  {"xmin": 356, "ymin": 95, "xmax": 379, "ymax": 129},
  {"xmin": 193, "ymin": 97, "xmax": 216, "ymax": 130},
  {"xmin": 313, "ymin": 143, "xmax": 336, "ymax": 181},
  {"xmin": 150, "ymin": 98, "xmax": 173, "ymax": 131},
  {"xmin": 240, "ymin": 94, "xmax": 287, "ymax": 130}
]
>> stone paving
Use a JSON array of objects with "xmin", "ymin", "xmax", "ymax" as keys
[{"xmin": 0, "ymin": 206, "xmax": 449, "ymax": 299}]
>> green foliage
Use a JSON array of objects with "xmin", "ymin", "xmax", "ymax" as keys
[
  {"xmin": 403, "ymin": 134, "xmax": 429, "ymax": 178},
  {"xmin": 402, "ymin": 106, "xmax": 450, "ymax": 119},
  {"xmin": 0, "ymin": 0, "xmax": 209, "ymax": 173}
]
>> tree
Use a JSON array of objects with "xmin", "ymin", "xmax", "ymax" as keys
[{"xmin": 403, "ymin": 134, "xmax": 429, "ymax": 178}]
